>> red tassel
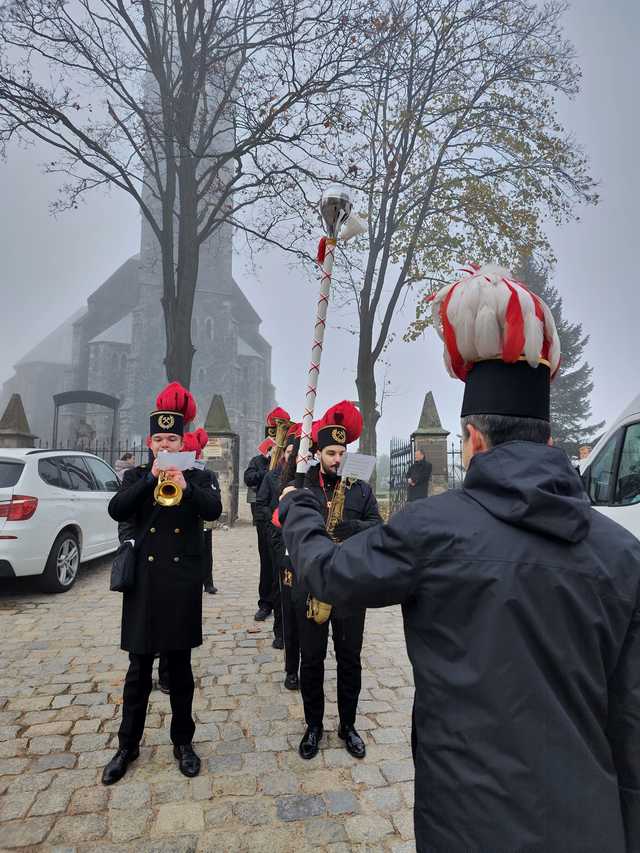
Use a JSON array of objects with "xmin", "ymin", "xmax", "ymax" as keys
[
  {"xmin": 272, "ymin": 507, "xmax": 282, "ymax": 528},
  {"xmin": 502, "ymin": 283, "xmax": 525, "ymax": 362},
  {"xmin": 440, "ymin": 283, "xmax": 467, "ymax": 380},
  {"xmin": 317, "ymin": 237, "xmax": 327, "ymax": 264}
]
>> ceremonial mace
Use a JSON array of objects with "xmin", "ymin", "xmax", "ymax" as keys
[{"xmin": 295, "ymin": 186, "xmax": 366, "ymax": 484}]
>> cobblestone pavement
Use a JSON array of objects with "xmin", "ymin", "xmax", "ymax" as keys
[{"xmin": 0, "ymin": 523, "xmax": 416, "ymax": 852}]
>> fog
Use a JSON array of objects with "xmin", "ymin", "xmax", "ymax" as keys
[{"xmin": 0, "ymin": 0, "xmax": 638, "ymax": 452}]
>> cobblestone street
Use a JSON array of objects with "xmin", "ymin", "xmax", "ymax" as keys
[{"xmin": 0, "ymin": 523, "xmax": 416, "ymax": 852}]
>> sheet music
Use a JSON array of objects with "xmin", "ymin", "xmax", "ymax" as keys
[
  {"xmin": 338, "ymin": 452, "xmax": 377, "ymax": 482},
  {"xmin": 156, "ymin": 450, "xmax": 197, "ymax": 471}
]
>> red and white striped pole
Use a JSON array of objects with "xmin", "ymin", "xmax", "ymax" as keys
[{"xmin": 296, "ymin": 187, "xmax": 354, "ymax": 480}]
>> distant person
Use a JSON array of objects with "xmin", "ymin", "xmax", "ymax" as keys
[
  {"xmin": 115, "ymin": 452, "xmax": 135, "ymax": 479},
  {"xmin": 406, "ymin": 449, "xmax": 432, "ymax": 501}
]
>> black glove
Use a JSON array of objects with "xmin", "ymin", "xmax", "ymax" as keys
[{"xmin": 332, "ymin": 520, "xmax": 366, "ymax": 541}]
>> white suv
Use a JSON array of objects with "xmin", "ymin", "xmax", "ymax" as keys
[{"xmin": 0, "ymin": 449, "xmax": 120, "ymax": 593}]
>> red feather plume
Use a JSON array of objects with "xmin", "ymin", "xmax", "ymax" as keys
[
  {"xmin": 266, "ymin": 406, "xmax": 291, "ymax": 427},
  {"xmin": 321, "ymin": 400, "xmax": 363, "ymax": 444},
  {"xmin": 156, "ymin": 382, "xmax": 197, "ymax": 424}
]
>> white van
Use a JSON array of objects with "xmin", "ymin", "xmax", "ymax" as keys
[{"xmin": 579, "ymin": 394, "xmax": 640, "ymax": 540}]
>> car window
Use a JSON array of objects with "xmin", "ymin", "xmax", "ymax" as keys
[
  {"xmin": 0, "ymin": 461, "xmax": 24, "ymax": 487},
  {"xmin": 38, "ymin": 458, "xmax": 67, "ymax": 489},
  {"xmin": 615, "ymin": 423, "xmax": 640, "ymax": 506},
  {"xmin": 588, "ymin": 434, "xmax": 619, "ymax": 505},
  {"xmin": 84, "ymin": 457, "xmax": 120, "ymax": 492},
  {"xmin": 59, "ymin": 456, "xmax": 95, "ymax": 492}
]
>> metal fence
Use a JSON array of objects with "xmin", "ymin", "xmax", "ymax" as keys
[
  {"xmin": 35, "ymin": 439, "xmax": 150, "ymax": 469},
  {"xmin": 389, "ymin": 435, "xmax": 414, "ymax": 516},
  {"xmin": 448, "ymin": 440, "xmax": 465, "ymax": 489}
]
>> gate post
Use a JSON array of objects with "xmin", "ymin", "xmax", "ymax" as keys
[
  {"xmin": 203, "ymin": 394, "xmax": 239, "ymax": 526},
  {"xmin": 412, "ymin": 391, "xmax": 450, "ymax": 495}
]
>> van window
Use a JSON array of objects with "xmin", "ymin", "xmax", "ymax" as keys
[
  {"xmin": 0, "ymin": 461, "xmax": 24, "ymax": 487},
  {"xmin": 588, "ymin": 434, "xmax": 619, "ymax": 504},
  {"xmin": 615, "ymin": 423, "xmax": 640, "ymax": 505}
]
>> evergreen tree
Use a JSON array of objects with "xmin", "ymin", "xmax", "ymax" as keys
[{"xmin": 518, "ymin": 256, "xmax": 604, "ymax": 458}]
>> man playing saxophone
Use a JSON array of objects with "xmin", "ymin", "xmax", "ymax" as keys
[{"xmin": 295, "ymin": 401, "xmax": 382, "ymax": 761}]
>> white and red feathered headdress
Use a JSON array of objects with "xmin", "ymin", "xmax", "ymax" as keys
[
  {"xmin": 430, "ymin": 264, "xmax": 561, "ymax": 420},
  {"xmin": 316, "ymin": 400, "xmax": 363, "ymax": 449}
]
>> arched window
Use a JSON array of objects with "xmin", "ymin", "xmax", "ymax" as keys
[
  {"xmin": 111, "ymin": 352, "xmax": 119, "ymax": 372},
  {"xmin": 120, "ymin": 353, "xmax": 127, "ymax": 372},
  {"xmin": 205, "ymin": 317, "xmax": 214, "ymax": 341},
  {"xmin": 191, "ymin": 317, "xmax": 198, "ymax": 341}
]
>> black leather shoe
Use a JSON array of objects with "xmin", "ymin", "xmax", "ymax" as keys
[
  {"xmin": 299, "ymin": 726, "xmax": 323, "ymax": 760},
  {"xmin": 272, "ymin": 635, "xmax": 284, "ymax": 649},
  {"xmin": 254, "ymin": 607, "xmax": 271, "ymax": 621},
  {"xmin": 101, "ymin": 747, "xmax": 139, "ymax": 785},
  {"xmin": 338, "ymin": 724, "xmax": 366, "ymax": 759},
  {"xmin": 203, "ymin": 584, "xmax": 217, "ymax": 594},
  {"xmin": 173, "ymin": 743, "xmax": 201, "ymax": 777},
  {"xmin": 158, "ymin": 680, "xmax": 170, "ymax": 694},
  {"xmin": 284, "ymin": 673, "xmax": 299, "ymax": 691}
]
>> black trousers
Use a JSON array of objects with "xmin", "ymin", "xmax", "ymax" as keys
[
  {"xmin": 256, "ymin": 521, "xmax": 275, "ymax": 611},
  {"xmin": 295, "ymin": 602, "xmax": 366, "ymax": 729},
  {"xmin": 118, "ymin": 651, "xmax": 195, "ymax": 749},
  {"xmin": 203, "ymin": 528, "xmax": 214, "ymax": 588},
  {"xmin": 280, "ymin": 571, "xmax": 300, "ymax": 675}
]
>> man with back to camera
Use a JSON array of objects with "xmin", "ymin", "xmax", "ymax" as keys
[{"xmin": 279, "ymin": 264, "xmax": 640, "ymax": 853}]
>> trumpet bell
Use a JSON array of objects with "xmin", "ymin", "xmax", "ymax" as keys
[{"xmin": 154, "ymin": 473, "xmax": 183, "ymax": 507}]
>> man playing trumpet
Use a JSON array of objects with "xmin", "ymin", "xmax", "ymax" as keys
[{"xmin": 103, "ymin": 404, "xmax": 222, "ymax": 785}]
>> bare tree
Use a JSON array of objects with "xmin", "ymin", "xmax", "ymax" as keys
[
  {"xmin": 0, "ymin": 0, "xmax": 379, "ymax": 384},
  {"xmin": 270, "ymin": 0, "xmax": 597, "ymax": 456}
]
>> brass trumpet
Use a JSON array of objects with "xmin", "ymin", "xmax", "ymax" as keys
[{"xmin": 154, "ymin": 471, "xmax": 183, "ymax": 507}]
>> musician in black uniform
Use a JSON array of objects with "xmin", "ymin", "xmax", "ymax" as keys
[
  {"xmin": 294, "ymin": 401, "xmax": 382, "ymax": 760},
  {"xmin": 102, "ymin": 407, "xmax": 222, "ymax": 785}
]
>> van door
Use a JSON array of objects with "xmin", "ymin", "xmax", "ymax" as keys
[
  {"xmin": 82, "ymin": 456, "xmax": 119, "ymax": 552},
  {"xmin": 58, "ymin": 456, "xmax": 100, "ymax": 557},
  {"xmin": 586, "ymin": 422, "xmax": 640, "ymax": 540}
]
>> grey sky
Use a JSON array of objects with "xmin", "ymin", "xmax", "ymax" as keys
[{"xmin": 0, "ymin": 1, "xmax": 638, "ymax": 452}]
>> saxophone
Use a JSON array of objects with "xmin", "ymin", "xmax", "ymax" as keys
[{"xmin": 306, "ymin": 477, "xmax": 355, "ymax": 624}]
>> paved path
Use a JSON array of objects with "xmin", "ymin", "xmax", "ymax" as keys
[{"xmin": 0, "ymin": 523, "xmax": 416, "ymax": 852}]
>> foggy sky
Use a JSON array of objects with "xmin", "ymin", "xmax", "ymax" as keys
[{"xmin": 0, "ymin": 1, "xmax": 638, "ymax": 453}]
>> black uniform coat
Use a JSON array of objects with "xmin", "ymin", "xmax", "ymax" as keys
[
  {"xmin": 108, "ymin": 465, "xmax": 222, "ymax": 655},
  {"xmin": 406, "ymin": 458, "xmax": 432, "ymax": 501},
  {"xmin": 244, "ymin": 454, "xmax": 270, "ymax": 508},
  {"xmin": 280, "ymin": 441, "xmax": 640, "ymax": 853}
]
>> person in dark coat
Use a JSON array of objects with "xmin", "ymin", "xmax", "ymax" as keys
[
  {"xmin": 255, "ymin": 453, "xmax": 288, "ymax": 647},
  {"xmin": 279, "ymin": 264, "xmax": 640, "ymax": 853},
  {"xmin": 406, "ymin": 449, "xmax": 431, "ymax": 501},
  {"xmin": 293, "ymin": 401, "xmax": 382, "ymax": 762},
  {"xmin": 244, "ymin": 430, "xmax": 275, "ymax": 621},
  {"xmin": 102, "ymin": 407, "xmax": 222, "ymax": 786}
]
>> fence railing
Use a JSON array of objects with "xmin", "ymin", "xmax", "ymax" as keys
[{"xmin": 35, "ymin": 439, "xmax": 149, "ymax": 468}]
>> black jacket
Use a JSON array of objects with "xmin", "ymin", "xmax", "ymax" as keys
[
  {"xmin": 406, "ymin": 458, "xmax": 432, "ymax": 501},
  {"xmin": 303, "ymin": 464, "xmax": 382, "ymax": 538},
  {"xmin": 255, "ymin": 467, "xmax": 282, "ymax": 522},
  {"xmin": 109, "ymin": 465, "xmax": 222, "ymax": 654},
  {"xmin": 244, "ymin": 454, "xmax": 269, "ymax": 505},
  {"xmin": 280, "ymin": 442, "xmax": 640, "ymax": 853}
]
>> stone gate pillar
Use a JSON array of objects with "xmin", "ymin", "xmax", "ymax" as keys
[
  {"xmin": 203, "ymin": 394, "xmax": 239, "ymax": 526},
  {"xmin": 411, "ymin": 391, "xmax": 450, "ymax": 495},
  {"xmin": 0, "ymin": 394, "xmax": 37, "ymax": 448}
]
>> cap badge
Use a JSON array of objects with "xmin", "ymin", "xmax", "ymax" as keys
[
  {"xmin": 331, "ymin": 427, "xmax": 347, "ymax": 444},
  {"xmin": 159, "ymin": 414, "xmax": 175, "ymax": 430}
]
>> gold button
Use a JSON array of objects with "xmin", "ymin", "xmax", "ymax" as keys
[
  {"xmin": 174, "ymin": 528, "xmax": 181, "ymax": 534},
  {"xmin": 148, "ymin": 555, "xmax": 154, "ymax": 562},
  {"xmin": 150, "ymin": 527, "xmax": 156, "ymax": 533},
  {"xmin": 173, "ymin": 556, "xmax": 180, "ymax": 563}
]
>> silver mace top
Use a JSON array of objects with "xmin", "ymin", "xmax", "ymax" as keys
[{"xmin": 319, "ymin": 185, "xmax": 352, "ymax": 240}]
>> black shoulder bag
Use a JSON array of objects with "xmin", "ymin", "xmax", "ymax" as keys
[{"xmin": 110, "ymin": 506, "xmax": 162, "ymax": 593}]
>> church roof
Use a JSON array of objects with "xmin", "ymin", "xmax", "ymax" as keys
[
  {"xmin": 89, "ymin": 314, "xmax": 133, "ymax": 345},
  {"xmin": 15, "ymin": 307, "xmax": 87, "ymax": 368},
  {"xmin": 237, "ymin": 337, "xmax": 263, "ymax": 360}
]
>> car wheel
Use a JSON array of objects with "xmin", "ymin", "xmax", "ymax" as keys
[{"xmin": 40, "ymin": 531, "xmax": 80, "ymax": 593}]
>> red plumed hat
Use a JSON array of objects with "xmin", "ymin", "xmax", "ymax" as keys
[
  {"xmin": 266, "ymin": 406, "xmax": 291, "ymax": 427},
  {"xmin": 182, "ymin": 428, "xmax": 208, "ymax": 459},
  {"xmin": 156, "ymin": 382, "xmax": 197, "ymax": 424},
  {"xmin": 287, "ymin": 421, "xmax": 302, "ymax": 438},
  {"xmin": 316, "ymin": 400, "xmax": 362, "ymax": 449}
]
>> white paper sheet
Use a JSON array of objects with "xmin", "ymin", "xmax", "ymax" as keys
[
  {"xmin": 338, "ymin": 452, "xmax": 377, "ymax": 482},
  {"xmin": 156, "ymin": 450, "xmax": 197, "ymax": 471}
]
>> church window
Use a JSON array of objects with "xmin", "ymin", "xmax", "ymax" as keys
[
  {"xmin": 191, "ymin": 317, "xmax": 198, "ymax": 341},
  {"xmin": 111, "ymin": 352, "xmax": 119, "ymax": 372},
  {"xmin": 120, "ymin": 353, "xmax": 127, "ymax": 372},
  {"xmin": 205, "ymin": 317, "xmax": 214, "ymax": 341}
]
